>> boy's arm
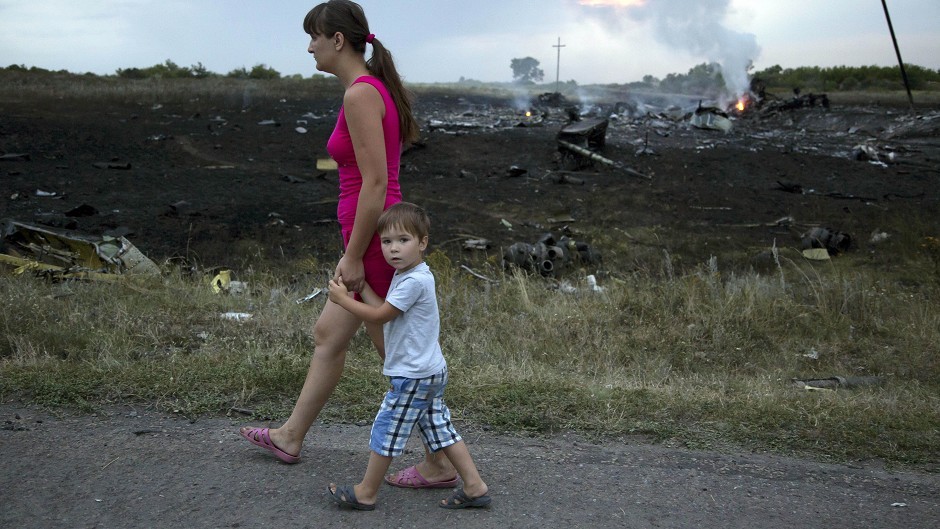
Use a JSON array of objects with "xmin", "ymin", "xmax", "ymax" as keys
[
  {"xmin": 358, "ymin": 282, "xmax": 384, "ymax": 307},
  {"xmin": 329, "ymin": 279, "xmax": 400, "ymax": 324}
]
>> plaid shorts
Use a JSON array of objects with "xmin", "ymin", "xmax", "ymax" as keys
[{"xmin": 370, "ymin": 368, "xmax": 462, "ymax": 457}]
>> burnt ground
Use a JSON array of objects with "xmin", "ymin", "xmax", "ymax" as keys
[
  {"xmin": 2, "ymin": 87, "xmax": 940, "ymax": 527},
  {"xmin": 2, "ymin": 88, "xmax": 939, "ymax": 279}
]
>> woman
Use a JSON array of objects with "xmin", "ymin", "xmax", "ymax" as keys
[{"xmin": 239, "ymin": 0, "xmax": 456, "ymax": 489}]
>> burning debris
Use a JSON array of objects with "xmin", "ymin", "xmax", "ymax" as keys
[
  {"xmin": 690, "ymin": 104, "xmax": 733, "ymax": 133},
  {"xmin": 727, "ymin": 85, "xmax": 830, "ymax": 117}
]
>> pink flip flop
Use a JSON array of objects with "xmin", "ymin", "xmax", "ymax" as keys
[
  {"xmin": 239, "ymin": 427, "xmax": 300, "ymax": 464},
  {"xmin": 385, "ymin": 465, "xmax": 458, "ymax": 489}
]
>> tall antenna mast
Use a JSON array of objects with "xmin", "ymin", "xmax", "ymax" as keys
[{"xmin": 553, "ymin": 37, "xmax": 566, "ymax": 94}]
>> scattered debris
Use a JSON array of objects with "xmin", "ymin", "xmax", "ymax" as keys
[
  {"xmin": 281, "ymin": 174, "xmax": 307, "ymax": 184},
  {"xmin": 869, "ymin": 230, "xmax": 890, "ymax": 244},
  {"xmin": 460, "ymin": 264, "xmax": 498, "ymax": 283},
  {"xmin": 556, "ymin": 140, "xmax": 651, "ymax": 180},
  {"xmin": 0, "ymin": 153, "xmax": 30, "ymax": 162},
  {"xmin": 220, "ymin": 312, "xmax": 252, "ymax": 321},
  {"xmin": 210, "ymin": 270, "xmax": 247, "ymax": 294},
  {"xmin": 801, "ymin": 227, "xmax": 852, "ymax": 255},
  {"xmin": 93, "ymin": 161, "xmax": 132, "ymax": 170},
  {"xmin": 316, "ymin": 159, "xmax": 338, "ymax": 171},
  {"xmin": 852, "ymin": 142, "xmax": 896, "ymax": 167},
  {"xmin": 558, "ymin": 117, "xmax": 609, "ymax": 151},
  {"xmin": 690, "ymin": 106, "xmax": 733, "ymax": 133},
  {"xmin": 502, "ymin": 232, "xmax": 601, "ymax": 278},
  {"xmin": 802, "ymin": 248, "xmax": 831, "ymax": 261},
  {"xmin": 0, "ymin": 219, "xmax": 160, "ymax": 279},
  {"xmin": 295, "ymin": 287, "xmax": 324, "ymax": 304},
  {"xmin": 791, "ymin": 376, "xmax": 885, "ymax": 390},
  {"xmin": 506, "ymin": 165, "xmax": 528, "ymax": 177},
  {"xmin": 462, "ymin": 239, "xmax": 491, "ymax": 251},
  {"xmin": 555, "ymin": 274, "xmax": 605, "ymax": 294}
]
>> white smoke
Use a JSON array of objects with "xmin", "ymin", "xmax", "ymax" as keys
[{"xmin": 579, "ymin": 0, "xmax": 760, "ymax": 98}]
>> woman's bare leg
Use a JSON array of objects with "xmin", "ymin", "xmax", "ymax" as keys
[
  {"xmin": 409, "ymin": 444, "xmax": 457, "ymax": 482},
  {"xmin": 242, "ymin": 300, "xmax": 362, "ymax": 458}
]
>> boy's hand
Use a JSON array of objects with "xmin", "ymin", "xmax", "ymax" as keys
[{"xmin": 327, "ymin": 277, "xmax": 350, "ymax": 303}]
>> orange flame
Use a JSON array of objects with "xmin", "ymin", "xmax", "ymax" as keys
[{"xmin": 736, "ymin": 99, "xmax": 745, "ymax": 112}]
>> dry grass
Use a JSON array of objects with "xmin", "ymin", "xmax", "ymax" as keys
[{"xmin": 2, "ymin": 245, "xmax": 938, "ymax": 468}]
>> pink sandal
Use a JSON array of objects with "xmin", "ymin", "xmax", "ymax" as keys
[
  {"xmin": 385, "ymin": 465, "xmax": 458, "ymax": 489},
  {"xmin": 239, "ymin": 427, "xmax": 300, "ymax": 464}
]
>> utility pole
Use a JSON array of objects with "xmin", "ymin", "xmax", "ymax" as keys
[
  {"xmin": 880, "ymin": 0, "xmax": 915, "ymax": 111},
  {"xmin": 553, "ymin": 37, "xmax": 566, "ymax": 94}
]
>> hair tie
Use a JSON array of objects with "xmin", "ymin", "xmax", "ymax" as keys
[{"xmin": 365, "ymin": 33, "xmax": 375, "ymax": 44}]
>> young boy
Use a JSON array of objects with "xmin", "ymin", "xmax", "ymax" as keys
[{"xmin": 325, "ymin": 202, "xmax": 491, "ymax": 511}]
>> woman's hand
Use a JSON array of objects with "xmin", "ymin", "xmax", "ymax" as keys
[{"xmin": 335, "ymin": 254, "xmax": 365, "ymax": 293}]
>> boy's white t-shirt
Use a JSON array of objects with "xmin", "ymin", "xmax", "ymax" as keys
[{"xmin": 382, "ymin": 262, "xmax": 447, "ymax": 378}]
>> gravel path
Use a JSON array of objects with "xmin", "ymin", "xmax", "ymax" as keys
[{"xmin": 2, "ymin": 403, "xmax": 938, "ymax": 528}]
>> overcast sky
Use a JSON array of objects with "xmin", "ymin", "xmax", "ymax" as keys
[{"xmin": 1, "ymin": 0, "xmax": 937, "ymax": 92}]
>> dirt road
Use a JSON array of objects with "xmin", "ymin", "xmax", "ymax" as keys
[{"xmin": 2, "ymin": 402, "xmax": 937, "ymax": 528}]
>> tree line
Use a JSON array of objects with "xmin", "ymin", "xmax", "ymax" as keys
[
  {"xmin": 3, "ymin": 60, "xmax": 293, "ymax": 80},
  {"xmin": 6, "ymin": 59, "xmax": 940, "ymax": 92},
  {"xmin": 613, "ymin": 62, "xmax": 940, "ymax": 94},
  {"xmin": 509, "ymin": 56, "xmax": 939, "ymax": 95}
]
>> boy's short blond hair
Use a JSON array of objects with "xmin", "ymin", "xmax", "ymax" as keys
[{"xmin": 378, "ymin": 202, "xmax": 430, "ymax": 240}]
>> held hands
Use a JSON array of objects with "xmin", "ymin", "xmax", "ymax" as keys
[
  {"xmin": 327, "ymin": 277, "xmax": 351, "ymax": 304},
  {"xmin": 335, "ymin": 255, "xmax": 365, "ymax": 293}
]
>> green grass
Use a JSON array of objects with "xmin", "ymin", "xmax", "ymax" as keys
[{"xmin": 2, "ymin": 244, "xmax": 938, "ymax": 469}]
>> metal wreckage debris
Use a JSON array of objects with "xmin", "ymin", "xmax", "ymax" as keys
[
  {"xmin": 0, "ymin": 219, "xmax": 160, "ymax": 280},
  {"xmin": 502, "ymin": 232, "xmax": 601, "ymax": 279}
]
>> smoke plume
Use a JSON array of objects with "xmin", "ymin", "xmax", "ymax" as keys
[{"xmin": 579, "ymin": 0, "xmax": 761, "ymax": 97}]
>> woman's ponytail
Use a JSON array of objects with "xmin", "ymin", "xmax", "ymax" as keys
[{"xmin": 367, "ymin": 38, "xmax": 419, "ymax": 145}]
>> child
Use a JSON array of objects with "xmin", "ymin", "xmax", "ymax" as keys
[{"xmin": 326, "ymin": 202, "xmax": 491, "ymax": 511}]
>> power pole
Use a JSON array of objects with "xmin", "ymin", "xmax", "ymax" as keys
[
  {"xmin": 880, "ymin": 0, "xmax": 915, "ymax": 111},
  {"xmin": 553, "ymin": 37, "xmax": 566, "ymax": 94}
]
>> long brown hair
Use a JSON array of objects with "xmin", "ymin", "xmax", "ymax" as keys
[{"xmin": 303, "ymin": 0, "xmax": 419, "ymax": 144}]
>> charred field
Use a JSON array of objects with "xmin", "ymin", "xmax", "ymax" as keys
[{"xmin": 2, "ymin": 78, "xmax": 939, "ymax": 282}]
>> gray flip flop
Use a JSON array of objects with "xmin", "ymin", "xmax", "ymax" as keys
[
  {"xmin": 440, "ymin": 488, "xmax": 492, "ymax": 509},
  {"xmin": 329, "ymin": 484, "xmax": 375, "ymax": 511}
]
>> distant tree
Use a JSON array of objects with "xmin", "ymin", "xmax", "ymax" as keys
[
  {"xmin": 226, "ymin": 67, "xmax": 250, "ymax": 79},
  {"xmin": 248, "ymin": 64, "xmax": 280, "ymax": 79},
  {"xmin": 116, "ymin": 67, "xmax": 146, "ymax": 79},
  {"xmin": 128, "ymin": 59, "xmax": 193, "ymax": 79},
  {"xmin": 190, "ymin": 62, "xmax": 211, "ymax": 78},
  {"xmin": 510, "ymin": 57, "xmax": 544, "ymax": 84}
]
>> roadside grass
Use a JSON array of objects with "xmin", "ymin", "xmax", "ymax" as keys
[{"xmin": 2, "ymin": 243, "xmax": 938, "ymax": 469}]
